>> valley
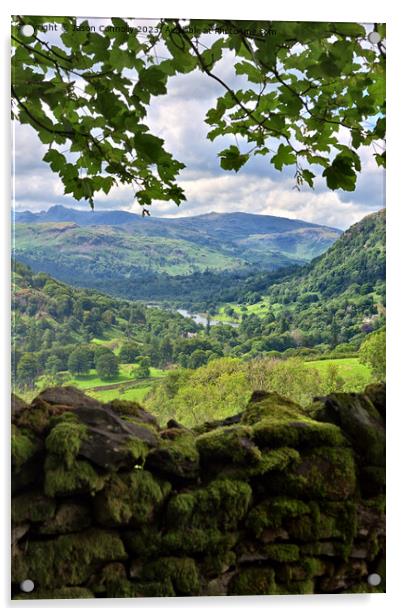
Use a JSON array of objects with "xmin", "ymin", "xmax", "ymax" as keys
[{"xmin": 12, "ymin": 208, "xmax": 385, "ymax": 426}]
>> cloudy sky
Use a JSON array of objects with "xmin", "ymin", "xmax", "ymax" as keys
[{"xmin": 12, "ymin": 18, "xmax": 385, "ymax": 230}]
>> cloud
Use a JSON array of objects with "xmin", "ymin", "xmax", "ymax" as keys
[{"xmin": 12, "ymin": 45, "xmax": 385, "ymax": 230}]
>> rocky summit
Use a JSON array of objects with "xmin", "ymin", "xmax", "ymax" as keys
[{"xmin": 11, "ymin": 384, "xmax": 385, "ymax": 599}]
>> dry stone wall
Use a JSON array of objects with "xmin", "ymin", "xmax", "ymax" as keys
[{"xmin": 11, "ymin": 384, "xmax": 386, "ymax": 599}]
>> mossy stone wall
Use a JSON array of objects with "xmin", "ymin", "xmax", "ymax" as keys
[{"xmin": 11, "ymin": 384, "xmax": 385, "ymax": 599}]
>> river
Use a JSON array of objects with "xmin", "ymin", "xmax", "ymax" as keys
[{"xmin": 176, "ymin": 308, "xmax": 239, "ymax": 328}]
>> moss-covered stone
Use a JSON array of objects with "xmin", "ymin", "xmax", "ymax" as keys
[
  {"xmin": 11, "ymin": 425, "xmax": 41, "ymax": 470},
  {"xmin": 201, "ymin": 550, "xmax": 236, "ymax": 577},
  {"xmin": 87, "ymin": 562, "xmax": 128, "ymax": 596},
  {"xmin": 300, "ymin": 541, "xmax": 351, "ymax": 557},
  {"xmin": 277, "ymin": 557, "xmax": 326, "ymax": 583},
  {"xmin": 364, "ymin": 383, "xmax": 386, "ymax": 417},
  {"xmin": 271, "ymin": 447, "xmax": 357, "ymax": 500},
  {"xmin": 124, "ymin": 436, "xmax": 150, "ymax": 466},
  {"xmin": 12, "ymin": 491, "xmax": 56, "ymax": 524},
  {"xmin": 124, "ymin": 527, "xmax": 162, "ymax": 558},
  {"xmin": 311, "ymin": 393, "xmax": 385, "ymax": 466},
  {"xmin": 161, "ymin": 529, "xmax": 238, "ymax": 554},
  {"xmin": 360, "ymin": 466, "xmax": 386, "ymax": 495},
  {"xmin": 19, "ymin": 529, "xmax": 127, "ymax": 588},
  {"xmin": 252, "ymin": 417, "xmax": 347, "ymax": 450},
  {"xmin": 146, "ymin": 431, "xmax": 200, "ymax": 479},
  {"xmin": 228, "ymin": 566, "xmax": 276, "ymax": 595},
  {"xmin": 39, "ymin": 503, "xmax": 91, "ymax": 534},
  {"xmin": 196, "ymin": 425, "xmax": 261, "ymax": 466},
  {"xmin": 109, "ymin": 399, "xmax": 159, "ymax": 427},
  {"xmin": 16, "ymin": 400, "xmax": 66, "ymax": 434},
  {"xmin": 167, "ymin": 478, "xmax": 252, "ymax": 532},
  {"xmin": 246, "ymin": 497, "xmax": 311, "ymax": 538},
  {"xmin": 45, "ymin": 420, "xmax": 87, "ymax": 468},
  {"xmin": 107, "ymin": 580, "xmax": 176, "ymax": 598},
  {"xmin": 44, "ymin": 454, "xmax": 105, "ymax": 497},
  {"xmin": 13, "ymin": 587, "xmax": 95, "ymax": 600},
  {"xmin": 94, "ymin": 469, "xmax": 171, "ymax": 526},
  {"xmin": 264, "ymin": 543, "xmax": 300, "ymax": 562},
  {"xmin": 219, "ymin": 447, "xmax": 300, "ymax": 479},
  {"xmin": 286, "ymin": 501, "xmax": 357, "ymax": 545},
  {"xmin": 242, "ymin": 391, "xmax": 303, "ymax": 425},
  {"xmin": 276, "ymin": 579, "xmax": 315, "ymax": 594},
  {"xmin": 142, "ymin": 556, "xmax": 200, "ymax": 595}
]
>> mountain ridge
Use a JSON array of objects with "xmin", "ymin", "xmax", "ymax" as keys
[{"xmin": 14, "ymin": 205, "xmax": 342, "ymax": 234}]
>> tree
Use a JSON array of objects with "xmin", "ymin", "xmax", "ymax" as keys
[
  {"xmin": 67, "ymin": 346, "xmax": 92, "ymax": 375},
  {"xmin": 359, "ymin": 329, "xmax": 386, "ymax": 381},
  {"xmin": 188, "ymin": 349, "xmax": 208, "ymax": 369},
  {"xmin": 11, "ymin": 17, "xmax": 385, "ymax": 211},
  {"xmin": 95, "ymin": 349, "xmax": 119, "ymax": 379},
  {"xmin": 119, "ymin": 341, "xmax": 141, "ymax": 363},
  {"xmin": 132, "ymin": 356, "xmax": 151, "ymax": 379},
  {"xmin": 16, "ymin": 353, "xmax": 39, "ymax": 387},
  {"xmin": 45, "ymin": 354, "xmax": 63, "ymax": 375}
]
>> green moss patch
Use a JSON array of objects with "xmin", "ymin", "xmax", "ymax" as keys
[
  {"xmin": 242, "ymin": 391, "xmax": 303, "ymax": 425},
  {"xmin": 124, "ymin": 527, "xmax": 163, "ymax": 558},
  {"xmin": 11, "ymin": 425, "xmax": 41, "ymax": 470},
  {"xmin": 44, "ymin": 454, "xmax": 105, "ymax": 497},
  {"xmin": 20, "ymin": 529, "xmax": 127, "ymax": 588},
  {"xmin": 271, "ymin": 447, "xmax": 357, "ymax": 500},
  {"xmin": 220, "ymin": 447, "xmax": 301, "ymax": 479},
  {"xmin": 162, "ymin": 529, "xmax": 238, "ymax": 554},
  {"xmin": 252, "ymin": 417, "xmax": 347, "ymax": 450},
  {"xmin": 45, "ymin": 420, "xmax": 87, "ymax": 468},
  {"xmin": 311, "ymin": 393, "xmax": 385, "ymax": 465},
  {"xmin": 196, "ymin": 425, "xmax": 261, "ymax": 466},
  {"xmin": 94, "ymin": 469, "xmax": 171, "ymax": 526},
  {"xmin": 142, "ymin": 556, "xmax": 200, "ymax": 595},
  {"xmin": 264, "ymin": 543, "xmax": 300, "ymax": 562},
  {"xmin": 146, "ymin": 431, "xmax": 200, "ymax": 479},
  {"xmin": 246, "ymin": 496, "xmax": 311, "ymax": 538},
  {"xmin": 167, "ymin": 478, "xmax": 252, "ymax": 532},
  {"xmin": 228, "ymin": 566, "xmax": 276, "ymax": 595},
  {"xmin": 12, "ymin": 491, "xmax": 56, "ymax": 524}
]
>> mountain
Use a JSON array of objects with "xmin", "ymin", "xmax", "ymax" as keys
[
  {"xmin": 222, "ymin": 209, "xmax": 386, "ymax": 349},
  {"xmin": 12, "ymin": 207, "xmax": 341, "ymax": 300}
]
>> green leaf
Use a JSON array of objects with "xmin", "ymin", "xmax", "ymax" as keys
[
  {"xmin": 302, "ymin": 169, "xmax": 315, "ymax": 187},
  {"xmin": 270, "ymin": 144, "xmax": 296, "ymax": 171},
  {"xmin": 133, "ymin": 133, "xmax": 165, "ymax": 164},
  {"xmin": 235, "ymin": 61, "xmax": 263, "ymax": 84},
  {"xmin": 43, "ymin": 149, "xmax": 66, "ymax": 172},
  {"xmin": 322, "ymin": 153, "xmax": 358, "ymax": 191},
  {"xmin": 218, "ymin": 145, "xmax": 249, "ymax": 172}
]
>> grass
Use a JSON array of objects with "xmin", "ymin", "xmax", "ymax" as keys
[
  {"xmin": 212, "ymin": 299, "xmax": 287, "ymax": 324},
  {"xmin": 17, "ymin": 363, "xmax": 169, "ymax": 406},
  {"xmin": 87, "ymin": 384, "xmax": 153, "ymax": 404},
  {"xmin": 304, "ymin": 357, "xmax": 372, "ymax": 383}
]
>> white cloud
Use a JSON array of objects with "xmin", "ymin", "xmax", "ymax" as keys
[{"xmin": 12, "ymin": 52, "xmax": 385, "ymax": 230}]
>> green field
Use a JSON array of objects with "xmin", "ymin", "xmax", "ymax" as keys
[
  {"xmin": 304, "ymin": 357, "xmax": 371, "ymax": 385},
  {"xmin": 213, "ymin": 298, "xmax": 284, "ymax": 323},
  {"xmin": 87, "ymin": 384, "xmax": 153, "ymax": 404},
  {"xmin": 16, "ymin": 364, "xmax": 168, "ymax": 405}
]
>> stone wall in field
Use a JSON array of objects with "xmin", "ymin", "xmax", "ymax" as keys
[{"xmin": 11, "ymin": 383, "xmax": 386, "ymax": 600}]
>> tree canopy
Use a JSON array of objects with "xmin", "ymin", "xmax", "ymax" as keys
[{"xmin": 11, "ymin": 16, "xmax": 385, "ymax": 210}]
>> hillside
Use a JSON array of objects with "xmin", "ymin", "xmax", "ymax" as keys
[
  {"xmin": 13, "ymin": 208, "xmax": 341, "ymax": 299},
  {"xmin": 12, "ymin": 261, "xmax": 200, "ymax": 392},
  {"xmin": 214, "ymin": 210, "xmax": 386, "ymax": 350}
]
